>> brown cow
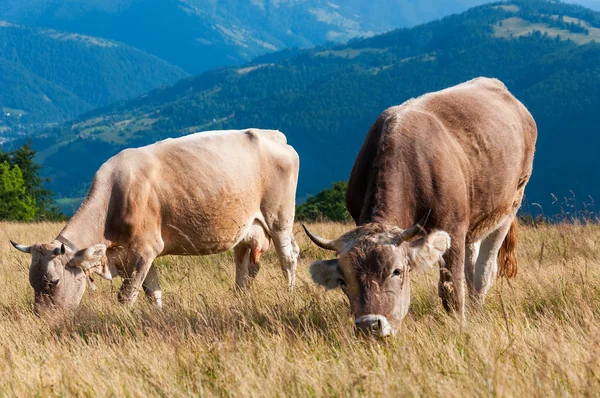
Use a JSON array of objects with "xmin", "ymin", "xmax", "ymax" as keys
[
  {"xmin": 11, "ymin": 129, "xmax": 300, "ymax": 314},
  {"xmin": 304, "ymin": 77, "xmax": 537, "ymax": 336}
]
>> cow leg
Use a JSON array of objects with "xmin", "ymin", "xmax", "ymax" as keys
[
  {"xmin": 464, "ymin": 241, "xmax": 480, "ymax": 299},
  {"xmin": 248, "ymin": 247, "xmax": 262, "ymax": 280},
  {"xmin": 438, "ymin": 232, "xmax": 466, "ymax": 319},
  {"xmin": 118, "ymin": 247, "xmax": 161, "ymax": 306},
  {"xmin": 234, "ymin": 244, "xmax": 263, "ymax": 290},
  {"xmin": 271, "ymin": 230, "xmax": 300, "ymax": 292},
  {"xmin": 234, "ymin": 244, "xmax": 251, "ymax": 289},
  {"xmin": 142, "ymin": 263, "xmax": 162, "ymax": 309},
  {"xmin": 473, "ymin": 217, "xmax": 514, "ymax": 303}
]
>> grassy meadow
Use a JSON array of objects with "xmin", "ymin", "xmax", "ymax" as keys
[{"xmin": 1, "ymin": 221, "xmax": 600, "ymax": 396}]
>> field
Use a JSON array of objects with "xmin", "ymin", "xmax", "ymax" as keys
[{"xmin": 1, "ymin": 221, "xmax": 600, "ymax": 396}]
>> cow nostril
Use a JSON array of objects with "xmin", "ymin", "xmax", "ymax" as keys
[
  {"xmin": 374, "ymin": 319, "xmax": 382, "ymax": 332},
  {"xmin": 48, "ymin": 278, "xmax": 60, "ymax": 288},
  {"xmin": 355, "ymin": 316, "xmax": 391, "ymax": 337}
]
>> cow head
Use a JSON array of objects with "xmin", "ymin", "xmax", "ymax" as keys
[
  {"xmin": 303, "ymin": 216, "xmax": 450, "ymax": 337},
  {"xmin": 10, "ymin": 240, "xmax": 111, "ymax": 314}
]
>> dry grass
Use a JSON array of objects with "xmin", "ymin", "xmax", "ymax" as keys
[{"xmin": 1, "ymin": 221, "xmax": 600, "ymax": 396}]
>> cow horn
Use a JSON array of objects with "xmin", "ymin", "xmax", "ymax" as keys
[
  {"xmin": 302, "ymin": 224, "xmax": 338, "ymax": 251},
  {"xmin": 10, "ymin": 240, "xmax": 32, "ymax": 253},
  {"xmin": 399, "ymin": 210, "xmax": 432, "ymax": 242}
]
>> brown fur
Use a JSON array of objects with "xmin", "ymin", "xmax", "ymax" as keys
[
  {"xmin": 344, "ymin": 77, "xmax": 537, "ymax": 316},
  {"xmin": 498, "ymin": 218, "xmax": 519, "ymax": 278}
]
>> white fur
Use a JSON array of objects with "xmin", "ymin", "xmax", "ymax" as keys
[
  {"xmin": 72, "ymin": 244, "xmax": 107, "ymax": 271},
  {"xmin": 355, "ymin": 314, "xmax": 393, "ymax": 337},
  {"xmin": 409, "ymin": 231, "xmax": 451, "ymax": 272},
  {"xmin": 473, "ymin": 217, "xmax": 513, "ymax": 299}
]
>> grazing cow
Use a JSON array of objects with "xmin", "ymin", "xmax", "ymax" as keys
[
  {"xmin": 304, "ymin": 78, "xmax": 537, "ymax": 336},
  {"xmin": 11, "ymin": 129, "xmax": 300, "ymax": 313}
]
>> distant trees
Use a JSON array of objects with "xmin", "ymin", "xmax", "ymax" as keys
[
  {"xmin": 296, "ymin": 181, "xmax": 351, "ymax": 222},
  {"xmin": 0, "ymin": 141, "xmax": 64, "ymax": 221},
  {"xmin": 0, "ymin": 23, "xmax": 187, "ymax": 138},
  {"xmin": 0, "ymin": 161, "xmax": 36, "ymax": 220}
]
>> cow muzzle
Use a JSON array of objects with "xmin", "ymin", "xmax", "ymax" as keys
[{"xmin": 355, "ymin": 314, "xmax": 393, "ymax": 337}]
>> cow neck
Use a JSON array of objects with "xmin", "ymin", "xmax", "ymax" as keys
[
  {"xmin": 359, "ymin": 111, "xmax": 421, "ymax": 229},
  {"xmin": 362, "ymin": 165, "xmax": 418, "ymax": 230},
  {"xmin": 368, "ymin": 206, "xmax": 416, "ymax": 230},
  {"xmin": 56, "ymin": 190, "xmax": 109, "ymax": 252}
]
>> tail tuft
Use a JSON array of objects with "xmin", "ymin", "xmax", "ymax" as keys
[{"xmin": 498, "ymin": 218, "xmax": 519, "ymax": 278}]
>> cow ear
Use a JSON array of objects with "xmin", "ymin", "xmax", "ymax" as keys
[
  {"xmin": 310, "ymin": 259, "xmax": 342, "ymax": 290},
  {"xmin": 71, "ymin": 244, "xmax": 107, "ymax": 270},
  {"xmin": 409, "ymin": 231, "xmax": 451, "ymax": 272}
]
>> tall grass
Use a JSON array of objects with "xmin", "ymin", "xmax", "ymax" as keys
[{"xmin": 1, "ymin": 221, "xmax": 600, "ymax": 396}]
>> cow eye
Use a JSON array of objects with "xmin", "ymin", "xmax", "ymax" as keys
[
  {"xmin": 393, "ymin": 269, "xmax": 402, "ymax": 277},
  {"xmin": 337, "ymin": 278, "xmax": 347, "ymax": 288}
]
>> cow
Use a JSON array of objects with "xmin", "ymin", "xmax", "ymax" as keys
[
  {"xmin": 304, "ymin": 77, "xmax": 537, "ymax": 337},
  {"xmin": 11, "ymin": 129, "xmax": 300, "ymax": 314}
]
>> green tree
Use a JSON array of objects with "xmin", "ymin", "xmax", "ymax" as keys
[
  {"xmin": 296, "ymin": 181, "xmax": 352, "ymax": 222},
  {"xmin": 0, "ymin": 162, "xmax": 37, "ymax": 221},
  {"xmin": 10, "ymin": 140, "xmax": 60, "ymax": 219},
  {"xmin": 0, "ymin": 148, "xmax": 9, "ymax": 165}
]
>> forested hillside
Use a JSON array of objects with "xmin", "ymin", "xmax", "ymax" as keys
[
  {"xmin": 0, "ymin": 0, "xmax": 491, "ymax": 74},
  {"xmin": 0, "ymin": 22, "xmax": 187, "ymax": 140},
  {"xmin": 22, "ymin": 0, "xmax": 600, "ymax": 216}
]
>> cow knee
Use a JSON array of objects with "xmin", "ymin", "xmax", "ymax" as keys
[
  {"xmin": 283, "ymin": 239, "xmax": 300, "ymax": 269},
  {"xmin": 271, "ymin": 233, "xmax": 299, "ymax": 291},
  {"xmin": 282, "ymin": 240, "xmax": 299, "ymax": 291},
  {"xmin": 438, "ymin": 279, "xmax": 455, "ymax": 312},
  {"xmin": 118, "ymin": 282, "xmax": 141, "ymax": 306},
  {"xmin": 438, "ymin": 267, "xmax": 465, "ymax": 315}
]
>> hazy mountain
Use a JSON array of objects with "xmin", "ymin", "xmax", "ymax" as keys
[
  {"xmin": 18, "ymin": 0, "xmax": 600, "ymax": 217},
  {"xmin": 0, "ymin": 21, "xmax": 187, "ymax": 141},
  {"xmin": 0, "ymin": 0, "xmax": 493, "ymax": 74}
]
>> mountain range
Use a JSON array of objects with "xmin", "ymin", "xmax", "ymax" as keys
[
  {"xmin": 21, "ymin": 0, "xmax": 600, "ymax": 218},
  {"xmin": 0, "ymin": 0, "xmax": 502, "ymax": 141},
  {"xmin": 0, "ymin": 0, "xmax": 492, "ymax": 74},
  {"xmin": 0, "ymin": 21, "xmax": 188, "ymax": 141}
]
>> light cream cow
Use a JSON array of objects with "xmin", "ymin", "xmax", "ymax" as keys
[{"xmin": 11, "ymin": 129, "xmax": 300, "ymax": 313}]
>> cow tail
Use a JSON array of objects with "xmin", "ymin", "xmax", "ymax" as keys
[{"xmin": 498, "ymin": 218, "xmax": 519, "ymax": 279}]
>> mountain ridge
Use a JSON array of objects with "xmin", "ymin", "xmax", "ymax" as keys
[
  {"xmin": 0, "ymin": 0, "xmax": 492, "ymax": 74},
  {"xmin": 0, "ymin": 21, "xmax": 188, "ymax": 141},
  {"xmin": 18, "ymin": 0, "xmax": 600, "ymax": 217}
]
